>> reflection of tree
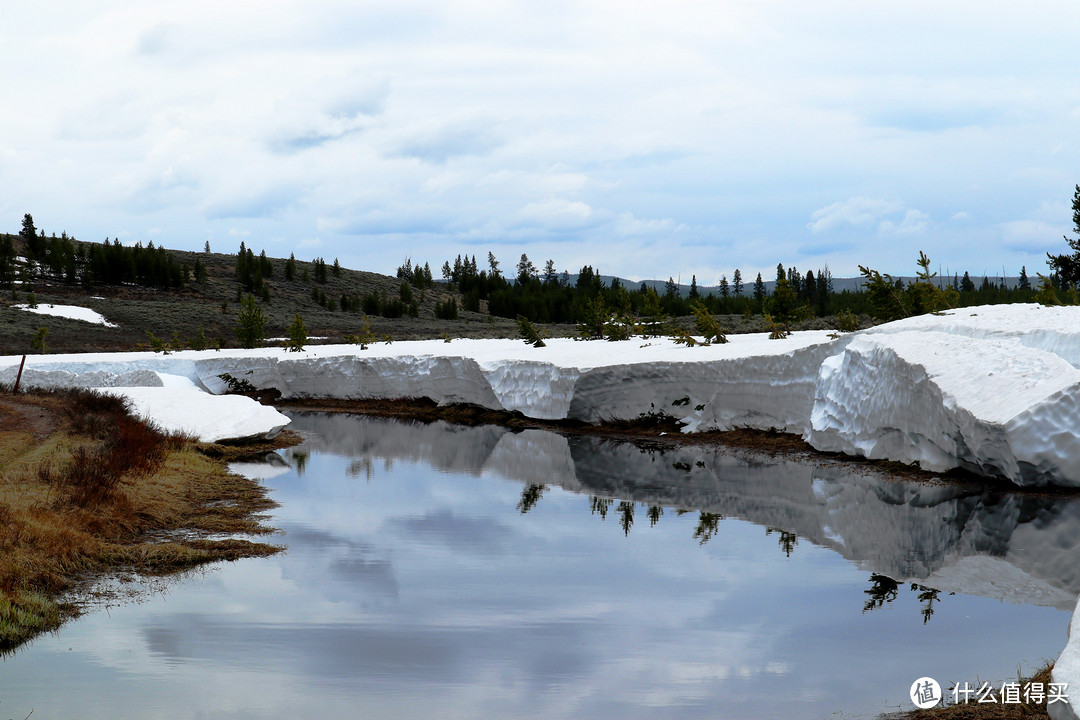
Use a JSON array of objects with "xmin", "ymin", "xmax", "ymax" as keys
[
  {"xmin": 346, "ymin": 457, "xmax": 374, "ymax": 480},
  {"xmin": 617, "ymin": 501, "xmax": 634, "ymax": 536},
  {"xmin": 863, "ymin": 574, "xmax": 899, "ymax": 613},
  {"xmin": 590, "ymin": 496, "xmax": 612, "ymax": 520},
  {"xmin": 517, "ymin": 484, "xmax": 546, "ymax": 514},
  {"xmin": 765, "ymin": 527, "xmax": 798, "ymax": 557},
  {"xmin": 862, "ymin": 575, "xmax": 946, "ymax": 623},
  {"xmin": 292, "ymin": 451, "xmax": 308, "ymax": 477},
  {"xmin": 693, "ymin": 512, "xmax": 722, "ymax": 545},
  {"xmin": 912, "ymin": 584, "xmax": 941, "ymax": 625},
  {"xmin": 647, "ymin": 505, "xmax": 664, "ymax": 527}
]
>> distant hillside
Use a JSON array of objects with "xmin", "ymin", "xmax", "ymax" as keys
[{"xmin": 0, "ymin": 233, "xmax": 518, "ymax": 355}]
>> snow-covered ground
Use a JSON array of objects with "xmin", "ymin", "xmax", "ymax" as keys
[{"xmin": 11, "ymin": 303, "xmax": 118, "ymax": 327}]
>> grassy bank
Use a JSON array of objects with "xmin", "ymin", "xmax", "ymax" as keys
[{"xmin": 0, "ymin": 388, "xmax": 295, "ymax": 652}]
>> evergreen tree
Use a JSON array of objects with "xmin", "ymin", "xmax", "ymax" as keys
[
  {"xmin": 960, "ymin": 271, "xmax": 975, "ymax": 292},
  {"xmin": 488, "ymin": 251, "xmax": 501, "ymax": 278},
  {"xmin": 1019, "ymin": 265, "xmax": 1030, "ymax": 290},
  {"xmin": 732, "ymin": 269, "xmax": 743, "ymax": 296},
  {"xmin": 31, "ymin": 326, "xmax": 48, "ymax": 354},
  {"xmin": 235, "ymin": 293, "xmax": 267, "ymax": 349},
  {"xmin": 1047, "ymin": 184, "xmax": 1080, "ymax": 287},
  {"xmin": 543, "ymin": 259, "xmax": 557, "ymax": 284},
  {"xmin": 753, "ymin": 273, "xmax": 765, "ymax": 304},
  {"xmin": 283, "ymin": 313, "xmax": 308, "ymax": 352},
  {"xmin": 332, "ymin": 258, "xmax": 341, "ymax": 277},
  {"xmin": 285, "ymin": 253, "xmax": 296, "ymax": 281},
  {"xmin": 718, "ymin": 274, "xmax": 729, "ymax": 298},
  {"xmin": 20, "ymin": 213, "xmax": 43, "ymax": 264},
  {"xmin": 516, "ymin": 253, "xmax": 537, "ymax": 284},
  {"xmin": 689, "ymin": 275, "xmax": 699, "ymax": 299}
]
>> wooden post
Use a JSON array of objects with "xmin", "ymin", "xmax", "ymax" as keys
[{"xmin": 12, "ymin": 354, "xmax": 26, "ymax": 394}]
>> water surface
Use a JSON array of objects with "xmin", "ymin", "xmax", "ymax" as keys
[{"xmin": 2, "ymin": 412, "xmax": 1075, "ymax": 719}]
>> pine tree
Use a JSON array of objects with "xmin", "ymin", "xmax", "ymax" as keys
[
  {"xmin": 753, "ymin": 273, "xmax": 765, "ymax": 304},
  {"xmin": 689, "ymin": 275, "xmax": 699, "ymax": 299},
  {"xmin": 283, "ymin": 313, "xmax": 307, "ymax": 352},
  {"xmin": 30, "ymin": 326, "xmax": 48, "ymax": 354},
  {"xmin": 235, "ymin": 293, "xmax": 267, "ymax": 349},
  {"xmin": 960, "ymin": 271, "xmax": 975, "ymax": 292},
  {"xmin": 516, "ymin": 253, "xmax": 537, "ymax": 284},
  {"xmin": 1019, "ymin": 265, "xmax": 1030, "ymax": 290},
  {"xmin": 718, "ymin": 275, "xmax": 729, "ymax": 298},
  {"xmin": 1047, "ymin": 184, "xmax": 1080, "ymax": 287},
  {"xmin": 732, "ymin": 269, "xmax": 743, "ymax": 296}
]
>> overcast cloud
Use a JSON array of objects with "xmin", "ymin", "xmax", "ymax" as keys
[{"xmin": 2, "ymin": 1, "xmax": 1078, "ymax": 281}]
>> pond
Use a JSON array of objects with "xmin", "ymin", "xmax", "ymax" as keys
[{"xmin": 2, "ymin": 411, "xmax": 1076, "ymax": 719}]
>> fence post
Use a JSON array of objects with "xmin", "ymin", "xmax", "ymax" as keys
[{"xmin": 12, "ymin": 354, "xmax": 26, "ymax": 394}]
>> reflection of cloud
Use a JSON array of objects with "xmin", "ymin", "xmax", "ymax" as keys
[{"xmin": 389, "ymin": 509, "xmax": 513, "ymax": 555}]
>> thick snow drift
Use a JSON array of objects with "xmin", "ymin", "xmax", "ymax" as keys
[
  {"xmin": 864, "ymin": 303, "xmax": 1080, "ymax": 367},
  {"xmin": 0, "ymin": 332, "xmax": 848, "ymax": 436},
  {"xmin": 11, "ymin": 303, "xmax": 117, "ymax": 327},
  {"xmin": 113, "ymin": 387, "xmax": 289, "ymax": 443},
  {"xmin": 808, "ymin": 331, "xmax": 1080, "ymax": 485}
]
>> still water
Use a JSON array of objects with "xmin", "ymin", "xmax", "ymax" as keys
[{"xmin": 2, "ymin": 412, "xmax": 1076, "ymax": 719}]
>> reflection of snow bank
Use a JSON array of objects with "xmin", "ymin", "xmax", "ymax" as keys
[{"xmin": 11, "ymin": 303, "xmax": 117, "ymax": 327}]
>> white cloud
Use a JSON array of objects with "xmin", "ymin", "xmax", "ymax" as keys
[
  {"xmin": 879, "ymin": 209, "xmax": 933, "ymax": 236},
  {"xmin": 808, "ymin": 198, "xmax": 903, "ymax": 234}
]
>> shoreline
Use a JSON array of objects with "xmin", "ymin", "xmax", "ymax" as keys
[{"xmin": 0, "ymin": 389, "xmax": 300, "ymax": 653}]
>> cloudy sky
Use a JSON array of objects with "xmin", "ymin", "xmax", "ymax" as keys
[{"xmin": 2, "ymin": 1, "xmax": 1078, "ymax": 282}]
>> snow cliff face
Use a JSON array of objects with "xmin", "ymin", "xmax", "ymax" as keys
[{"xmin": 808, "ymin": 332, "xmax": 1080, "ymax": 485}]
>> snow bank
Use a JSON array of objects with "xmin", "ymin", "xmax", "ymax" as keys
[
  {"xmin": 112, "ymin": 387, "xmax": 290, "ymax": 443},
  {"xmin": 11, "ymin": 303, "xmax": 118, "ymax": 327},
  {"xmin": 808, "ymin": 331, "xmax": 1080, "ymax": 486},
  {"xmin": 1053, "ymin": 604, "xmax": 1080, "ymax": 720},
  {"xmin": 194, "ymin": 333, "xmax": 846, "ymax": 433},
  {"xmin": 865, "ymin": 303, "xmax": 1080, "ymax": 368}
]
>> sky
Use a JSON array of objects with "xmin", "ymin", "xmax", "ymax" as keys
[{"xmin": 1, "ymin": 1, "xmax": 1079, "ymax": 283}]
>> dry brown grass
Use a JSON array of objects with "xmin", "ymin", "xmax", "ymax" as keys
[{"xmin": 0, "ymin": 389, "xmax": 295, "ymax": 653}]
